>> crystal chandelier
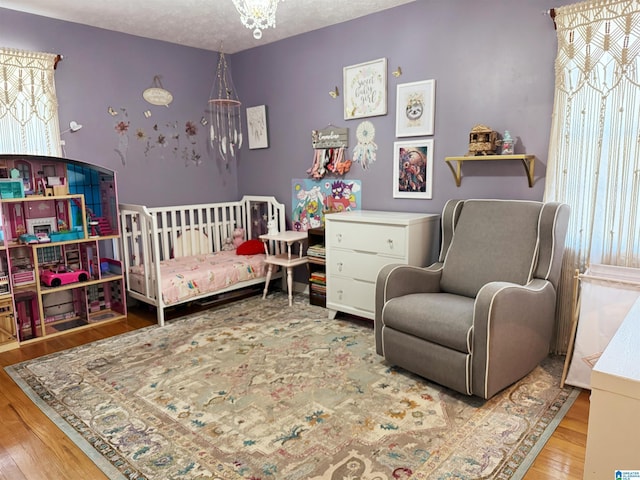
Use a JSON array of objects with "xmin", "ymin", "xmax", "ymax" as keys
[
  {"xmin": 208, "ymin": 48, "xmax": 242, "ymax": 165},
  {"xmin": 232, "ymin": 0, "xmax": 282, "ymax": 40}
]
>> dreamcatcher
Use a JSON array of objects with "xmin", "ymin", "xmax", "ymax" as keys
[{"xmin": 352, "ymin": 120, "xmax": 378, "ymax": 169}]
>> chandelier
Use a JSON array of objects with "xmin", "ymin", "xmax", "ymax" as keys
[
  {"xmin": 232, "ymin": 0, "xmax": 282, "ymax": 40},
  {"xmin": 208, "ymin": 48, "xmax": 242, "ymax": 165}
]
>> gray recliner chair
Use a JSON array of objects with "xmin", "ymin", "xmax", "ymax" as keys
[{"xmin": 375, "ymin": 199, "xmax": 570, "ymax": 399}]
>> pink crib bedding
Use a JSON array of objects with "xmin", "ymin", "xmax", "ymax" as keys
[{"xmin": 129, "ymin": 251, "xmax": 268, "ymax": 305}]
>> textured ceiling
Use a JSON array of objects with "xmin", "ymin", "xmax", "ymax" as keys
[{"xmin": 0, "ymin": 0, "xmax": 416, "ymax": 54}]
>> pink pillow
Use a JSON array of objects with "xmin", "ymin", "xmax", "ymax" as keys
[{"xmin": 236, "ymin": 239, "xmax": 264, "ymax": 255}]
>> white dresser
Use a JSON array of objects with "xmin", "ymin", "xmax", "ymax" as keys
[
  {"xmin": 324, "ymin": 210, "xmax": 439, "ymax": 320},
  {"xmin": 584, "ymin": 297, "xmax": 640, "ymax": 479}
]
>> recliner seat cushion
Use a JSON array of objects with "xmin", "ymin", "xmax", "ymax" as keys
[
  {"xmin": 440, "ymin": 200, "xmax": 541, "ymax": 298},
  {"xmin": 382, "ymin": 293, "xmax": 474, "ymax": 353}
]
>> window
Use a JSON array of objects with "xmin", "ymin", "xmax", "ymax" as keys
[
  {"xmin": 14, "ymin": 160, "xmax": 33, "ymax": 194},
  {"xmin": 0, "ymin": 48, "xmax": 61, "ymax": 156},
  {"xmin": 545, "ymin": 1, "xmax": 640, "ymax": 352},
  {"xmin": 67, "ymin": 163, "xmax": 102, "ymax": 228}
]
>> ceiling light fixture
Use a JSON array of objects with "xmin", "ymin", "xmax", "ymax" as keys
[
  {"xmin": 232, "ymin": 0, "xmax": 283, "ymax": 40},
  {"xmin": 208, "ymin": 47, "xmax": 242, "ymax": 165}
]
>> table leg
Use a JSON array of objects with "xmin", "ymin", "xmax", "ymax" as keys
[
  {"xmin": 263, "ymin": 264, "xmax": 273, "ymax": 299},
  {"xmin": 287, "ymin": 266, "xmax": 293, "ymax": 306}
]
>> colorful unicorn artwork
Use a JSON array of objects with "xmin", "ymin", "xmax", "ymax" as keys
[{"xmin": 291, "ymin": 179, "xmax": 361, "ymax": 231}]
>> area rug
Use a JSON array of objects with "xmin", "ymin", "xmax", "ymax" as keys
[{"xmin": 6, "ymin": 293, "xmax": 579, "ymax": 480}]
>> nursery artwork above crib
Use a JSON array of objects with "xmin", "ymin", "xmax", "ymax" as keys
[{"xmin": 292, "ymin": 178, "xmax": 361, "ymax": 231}]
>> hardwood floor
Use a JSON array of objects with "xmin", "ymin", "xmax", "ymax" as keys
[{"xmin": 0, "ymin": 305, "xmax": 589, "ymax": 479}]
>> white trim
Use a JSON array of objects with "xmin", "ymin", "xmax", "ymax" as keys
[
  {"xmin": 545, "ymin": 205, "xmax": 563, "ymax": 280},
  {"xmin": 440, "ymin": 199, "xmax": 464, "ymax": 266}
]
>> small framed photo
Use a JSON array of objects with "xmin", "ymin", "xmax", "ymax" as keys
[
  {"xmin": 246, "ymin": 105, "xmax": 269, "ymax": 149},
  {"xmin": 395, "ymin": 80, "xmax": 436, "ymax": 137},
  {"xmin": 343, "ymin": 57, "xmax": 387, "ymax": 120},
  {"xmin": 393, "ymin": 139, "xmax": 434, "ymax": 199}
]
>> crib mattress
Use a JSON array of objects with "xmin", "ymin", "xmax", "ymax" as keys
[{"xmin": 129, "ymin": 251, "xmax": 268, "ymax": 305}]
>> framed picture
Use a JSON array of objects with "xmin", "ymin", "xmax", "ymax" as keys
[
  {"xmin": 246, "ymin": 105, "xmax": 269, "ymax": 149},
  {"xmin": 343, "ymin": 57, "xmax": 387, "ymax": 120},
  {"xmin": 393, "ymin": 139, "xmax": 434, "ymax": 199},
  {"xmin": 395, "ymin": 80, "xmax": 436, "ymax": 137}
]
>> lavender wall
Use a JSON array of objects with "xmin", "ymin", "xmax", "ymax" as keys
[
  {"xmin": 233, "ymin": 0, "xmax": 573, "ymax": 217},
  {"xmin": 0, "ymin": 7, "xmax": 232, "ymax": 207},
  {"xmin": 1, "ymin": 0, "xmax": 575, "ymax": 214}
]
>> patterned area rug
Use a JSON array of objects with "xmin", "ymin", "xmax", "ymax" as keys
[{"xmin": 6, "ymin": 293, "xmax": 578, "ymax": 480}]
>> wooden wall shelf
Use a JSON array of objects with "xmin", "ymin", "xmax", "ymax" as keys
[{"xmin": 445, "ymin": 154, "xmax": 536, "ymax": 187}]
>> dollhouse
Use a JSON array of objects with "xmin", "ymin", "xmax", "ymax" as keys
[{"xmin": 0, "ymin": 154, "xmax": 126, "ymax": 351}]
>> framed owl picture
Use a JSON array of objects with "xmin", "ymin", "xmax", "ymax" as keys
[{"xmin": 395, "ymin": 80, "xmax": 436, "ymax": 137}]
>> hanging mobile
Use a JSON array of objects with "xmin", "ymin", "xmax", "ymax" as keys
[{"xmin": 352, "ymin": 120, "xmax": 378, "ymax": 169}]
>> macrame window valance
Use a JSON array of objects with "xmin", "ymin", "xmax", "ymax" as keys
[
  {"xmin": 0, "ymin": 48, "xmax": 61, "ymax": 156},
  {"xmin": 545, "ymin": 0, "xmax": 640, "ymax": 353}
]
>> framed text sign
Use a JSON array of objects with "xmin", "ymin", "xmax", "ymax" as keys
[{"xmin": 343, "ymin": 58, "xmax": 387, "ymax": 120}]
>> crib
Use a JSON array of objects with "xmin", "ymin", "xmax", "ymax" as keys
[{"xmin": 119, "ymin": 195, "xmax": 286, "ymax": 326}]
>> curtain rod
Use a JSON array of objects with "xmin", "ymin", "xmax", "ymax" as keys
[{"xmin": 543, "ymin": 8, "xmax": 557, "ymax": 30}]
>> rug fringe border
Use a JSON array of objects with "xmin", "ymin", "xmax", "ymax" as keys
[
  {"xmin": 510, "ymin": 386, "xmax": 581, "ymax": 479},
  {"xmin": 4, "ymin": 365, "xmax": 128, "ymax": 480}
]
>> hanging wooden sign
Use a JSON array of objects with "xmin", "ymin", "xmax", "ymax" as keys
[{"xmin": 312, "ymin": 126, "xmax": 349, "ymax": 149}]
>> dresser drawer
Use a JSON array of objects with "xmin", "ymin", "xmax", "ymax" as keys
[
  {"xmin": 328, "ymin": 249, "xmax": 397, "ymax": 281},
  {"xmin": 327, "ymin": 276, "xmax": 375, "ymax": 314},
  {"xmin": 327, "ymin": 221, "xmax": 406, "ymax": 256}
]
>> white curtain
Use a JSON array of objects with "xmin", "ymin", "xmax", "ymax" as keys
[
  {"xmin": 0, "ymin": 48, "xmax": 61, "ymax": 156},
  {"xmin": 545, "ymin": 0, "xmax": 640, "ymax": 353}
]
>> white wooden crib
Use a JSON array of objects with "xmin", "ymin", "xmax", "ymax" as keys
[{"xmin": 119, "ymin": 195, "xmax": 286, "ymax": 325}]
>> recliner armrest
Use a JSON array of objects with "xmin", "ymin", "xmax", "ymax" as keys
[
  {"xmin": 471, "ymin": 279, "xmax": 557, "ymax": 398},
  {"xmin": 374, "ymin": 263, "xmax": 443, "ymax": 354}
]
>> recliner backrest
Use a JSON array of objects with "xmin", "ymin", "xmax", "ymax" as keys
[{"xmin": 439, "ymin": 199, "xmax": 543, "ymax": 298}]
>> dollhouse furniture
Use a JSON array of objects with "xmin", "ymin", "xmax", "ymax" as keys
[
  {"xmin": 0, "ymin": 154, "xmax": 126, "ymax": 353},
  {"xmin": 374, "ymin": 199, "xmax": 570, "ymax": 399},
  {"xmin": 324, "ymin": 210, "xmax": 439, "ymax": 320},
  {"xmin": 259, "ymin": 230, "xmax": 308, "ymax": 306},
  {"xmin": 119, "ymin": 196, "xmax": 286, "ymax": 326}
]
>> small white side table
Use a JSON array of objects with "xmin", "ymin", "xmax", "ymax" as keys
[{"xmin": 260, "ymin": 230, "xmax": 308, "ymax": 306}]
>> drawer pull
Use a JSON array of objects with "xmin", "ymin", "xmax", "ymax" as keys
[
  {"xmin": 337, "ymin": 262, "xmax": 343, "ymax": 272},
  {"xmin": 336, "ymin": 233, "xmax": 342, "ymax": 243},
  {"xmin": 387, "ymin": 238, "xmax": 394, "ymax": 248},
  {"xmin": 337, "ymin": 289, "xmax": 343, "ymax": 300}
]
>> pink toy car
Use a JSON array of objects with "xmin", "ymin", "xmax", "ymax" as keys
[{"xmin": 40, "ymin": 265, "xmax": 90, "ymax": 287}]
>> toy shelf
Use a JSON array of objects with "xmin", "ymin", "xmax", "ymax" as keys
[
  {"xmin": 445, "ymin": 154, "xmax": 536, "ymax": 187},
  {"xmin": 0, "ymin": 155, "xmax": 126, "ymax": 349}
]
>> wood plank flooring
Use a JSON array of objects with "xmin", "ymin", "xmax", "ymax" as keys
[{"xmin": 0, "ymin": 304, "xmax": 589, "ymax": 479}]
